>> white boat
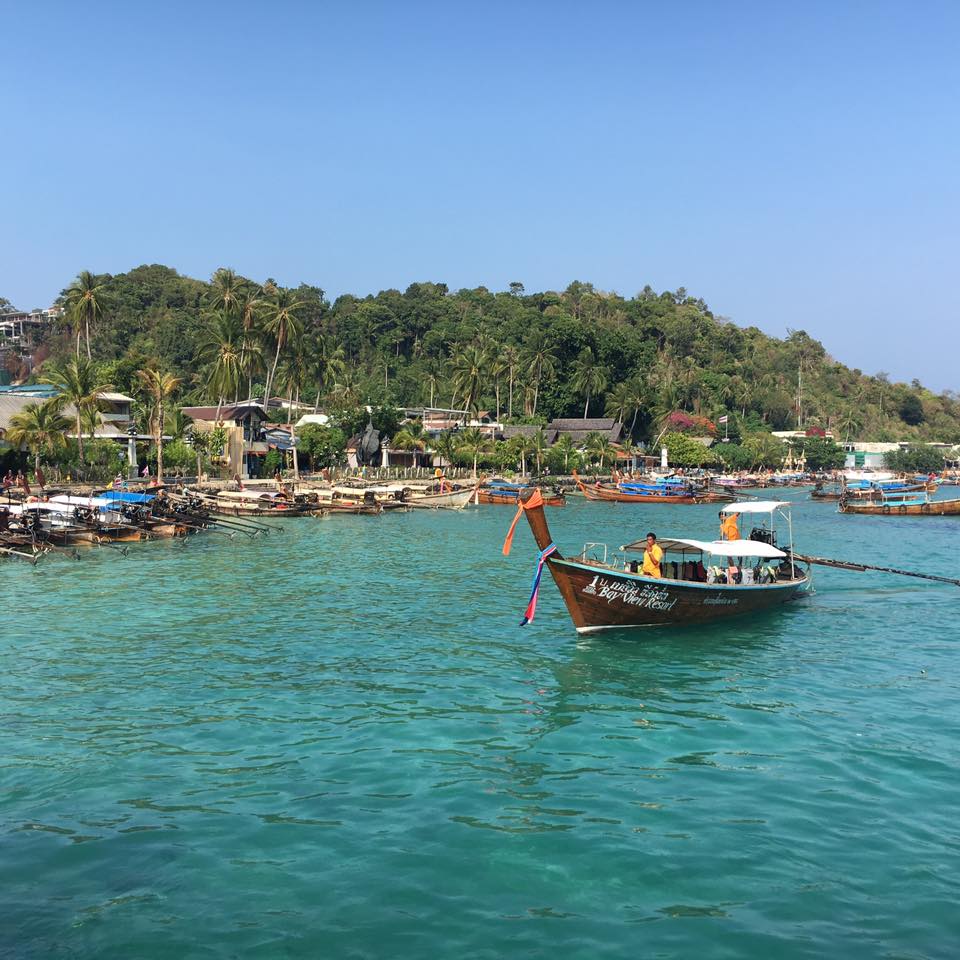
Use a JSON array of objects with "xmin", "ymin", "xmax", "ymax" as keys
[
  {"xmin": 405, "ymin": 485, "xmax": 477, "ymax": 510},
  {"xmin": 844, "ymin": 469, "xmax": 894, "ymax": 482}
]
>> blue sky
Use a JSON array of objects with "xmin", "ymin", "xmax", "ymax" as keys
[{"xmin": 2, "ymin": 0, "xmax": 958, "ymax": 390}]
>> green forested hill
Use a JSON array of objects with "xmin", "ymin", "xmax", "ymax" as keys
[{"xmin": 34, "ymin": 264, "xmax": 960, "ymax": 443}]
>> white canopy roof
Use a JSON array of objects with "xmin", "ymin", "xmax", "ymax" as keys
[
  {"xmin": 51, "ymin": 495, "xmax": 112, "ymax": 508},
  {"xmin": 622, "ymin": 537, "xmax": 786, "ymax": 559},
  {"xmin": 719, "ymin": 501, "xmax": 790, "ymax": 515},
  {"xmin": 218, "ymin": 489, "xmax": 280, "ymax": 501},
  {"xmin": 7, "ymin": 502, "xmax": 70, "ymax": 514}
]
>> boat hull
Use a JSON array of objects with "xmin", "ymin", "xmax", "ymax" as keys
[
  {"xmin": 406, "ymin": 488, "xmax": 476, "ymax": 509},
  {"xmin": 578, "ymin": 483, "xmax": 694, "ymax": 504},
  {"xmin": 546, "ymin": 558, "xmax": 809, "ymax": 631},
  {"xmin": 839, "ymin": 498, "xmax": 960, "ymax": 516},
  {"xmin": 478, "ymin": 489, "xmax": 565, "ymax": 506}
]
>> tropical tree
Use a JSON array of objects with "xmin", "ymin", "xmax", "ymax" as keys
[
  {"xmin": 585, "ymin": 431, "xmax": 616, "ymax": 471},
  {"xmin": 136, "ymin": 367, "xmax": 181, "ymax": 482},
  {"xmin": 188, "ymin": 428, "xmax": 210, "ymax": 479},
  {"xmin": 41, "ymin": 356, "xmax": 110, "ymax": 464},
  {"xmin": 391, "ymin": 421, "xmax": 430, "ymax": 467},
  {"xmin": 208, "ymin": 268, "xmax": 245, "ymax": 317},
  {"xmin": 422, "ymin": 358, "xmax": 445, "ymax": 409},
  {"xmin": 457, "ymin": 426, "xmax": 491, "ymax": 478},
  {"xmin": 531, "ymin": 428, "xmax": 549, "ymax": 475},
  {"xmin": 432, "ymin": 430, "xmax": 458, "ymax": 470},
  {"xmin": 310, "ymin": 333, "xmax": 346, "ymax": 411},
  {"xmin": 553, "ymin": 434, "xmax": 576, "ymax": 473},
  {"xmin": 450, "ymin": 342, "xmax": 489, "ymax": 415},
  {"xmin": 838, "ymin": 408, "xmax": 864, "ymax": 442},
  {"xmin": 64, "ymin": 270, "xmax": 106, "ymax": 359},
  {"xmin": 329, "ymin": 370, "xmax": 361, "ymax": 409},
  {"xmin": 500, "ymin": 345, "xmax": 521, "ymax": 419},
  {"xmin": 522, "ymin": 338, "xmax": 556, "ymax": 417},
  {"xmin": 261, "ymin": 289, "xmax": 304, "ymax": 408},
  {"xmin": 199, "ymin": 313, "xmax": 244, "ymax": 420},
  {"xmin": 605, "ymin": 382, "xmax": 633, "ymax": 426},
  {"xmin": 6, "ymin": 399, "xmax": 72, "ymax": 473},
  {"xmin": 570, "ymin": 347, "xmax": 610, "ymax": 418},
  {"xmin": 509, "ymin": 433, "xmax": 535, "ymax": 476}
]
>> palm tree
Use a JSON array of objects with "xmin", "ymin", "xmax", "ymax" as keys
[
  {"xmin": 310, "ymin": 333, "xmax": 346, "ymax": 411},
  {"xmin": 199, "ymin": 313, "xmax": 244, "ymax": 420},
  {"xmin": 449, "ymin": 342, "xmax": 489, "ymax": 415},
  {"xmin": 167, "ymin": 408, "xmax": 189, "ymax": 441},
  {"xmin": 41, "ymin": 356, "xmax": 110, "ymax": 465},
  {"xmin": 457, "ymin": 426, "xmax": 491, "ymax": 478},
  {"xmin": 570, "ymin": 347, "xmax": 611, "ymax": 418},
  {"xmin": 80, "ymin": 402, "xmax": 102, "ymax": 442},
  {"xmin": 64, "ymin": 270, "xmax": 106, "ymax": 359},
  {"xmin": 209, "ymin": 268, "xmax": 244, "ymax": 317},
  {"xmin": 6, "ymin": 399, "xmax": 72, "ymax": 474},
  {"xmin": 490, "ymin": 350, "xmax": 507, "ymax": 422},
  {"xmin": 553, "ymin": 434, "xmax": 576, "ymax": 473},
  {"xmin": 422, "ymin": 358, "xmax": 445, "ymax": 409},
  {"xmin": 605, "ymin": 382, "xmax": 633, "ymax": 426},
  {"xmin": 838, "ymin": 409, "xmax": 863, "ymax": 443},
  {"xmin": 532, "ymin": 428, "xmax": 549, "ymax": 475},
  {"xmin": 586, "ymin": 431, "xmax": 616, "ymax": 471},
  {"xmin": 391, "ymin": 422, "xmax": 430, "ymax": 468},
  {"xmin": 500, "ymin": 345, "xmax": 521, "ymax": 419},
  {"xmin": 624, "ymin": 379, "xmax": 645, "ymax": 435},
  {"xmin": 432, "ymin": 430, "xmax": 458, "ymax": 471},
  {"xmin": 237, "ymin": 287, "xmax": 265, "ymax": 399},
  {"xmin": 510, "ymin": 433, "xmax": 535, "ymax": 476},
  {"xmin": 522, "ymin": 339, "xmax": 556, "ymax": 417},
  {"xmin": 730, "ymin": 375, "xmax": 752, "ymax": 418},
  {"xmin": 261, "ymin": 289, "xmax": 304, "ymax": 409},
  {"xmin": 137, "ymin": 367, "xmax": 181, "ymax": 482}
]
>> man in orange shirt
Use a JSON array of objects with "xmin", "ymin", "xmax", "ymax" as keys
[{"xmin": 720, "ymin": 512, "xmax": 740, "ymax": 541}]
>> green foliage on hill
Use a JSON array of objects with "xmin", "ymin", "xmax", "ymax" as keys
[
  {"xmin": 32, "ymin": 265, "xmax": 960, "ymax": 444},
  {"xmin": 883, "ymin": 445, "xmax": 947, "ymax": 473}
]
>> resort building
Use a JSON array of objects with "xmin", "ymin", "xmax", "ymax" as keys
[
  {"xmin": 180, "ymin": 402, "xmax": 270, "ymax": 479},
  {"xmin": 544, "ymin": 418, "xmax": 626, "ymax": 445}
]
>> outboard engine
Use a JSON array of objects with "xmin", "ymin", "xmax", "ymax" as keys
[{"xmin": 749, "ymin": 526, "xmax": 777, "ymax": 547}]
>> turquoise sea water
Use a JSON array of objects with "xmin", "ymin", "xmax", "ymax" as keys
[{"xmin": 2, "ymin": 490, "xmax": 959, "ymax": 959}]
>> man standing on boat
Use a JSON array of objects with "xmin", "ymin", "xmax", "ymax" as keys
[
  {"xmin": 642, "ymin": 532, "xmax": 663, "ymax": 578},
  {"xmin": 720, "ymin": 511, "xmax": 740, "ymax": 540}
]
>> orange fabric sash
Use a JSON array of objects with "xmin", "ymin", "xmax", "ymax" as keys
[{"xmin": 502, "ymin": 488, "xmax": 544, "ymax": 556}]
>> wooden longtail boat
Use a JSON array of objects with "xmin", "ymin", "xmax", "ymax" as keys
[
  {"xmin": 477, "ymin": 484, "xmax": 566, "ymax": 507},
  {"xmin": 573, "ymin": 472, "xmax": 695, "ymax": 504},
  {"xmin": 812, "ymin": 480, "xmax": 935, "ymax": 502},
  {"xmin": 206, "ymin": 490, "xmax": 314, "ymax": 517},
  {"xmin": 405, "ymin": 485, "xmax": 478, "ymax": 510},
  {"xmin": 839, "ymin": 493, "xmax": 960, "ymax": 516},
  {"xmin": 510, "ymin": 493, "xmax": 809, "ymax": 632}
]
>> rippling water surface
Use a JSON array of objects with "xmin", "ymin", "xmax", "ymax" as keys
[{"xmin": 2, "ymin": 491, "xmax": 959, "ymax": 958}]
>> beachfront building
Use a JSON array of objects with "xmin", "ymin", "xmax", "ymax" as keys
[
  {"xmin": 0, "ymin": 385, "xmax": 139, "ymax": 448},
  {"xmin": 842, "ymin": 440, "xmax": 960, "ymax": 470},
  {"xmin": 181, "ymin": 402, "xmax": 270, "ymax": 479},
  {"xmin": 545, "ymin": 418, "xmax": 626, "ymax": 445}
]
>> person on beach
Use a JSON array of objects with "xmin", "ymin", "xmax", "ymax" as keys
[{"xmin": 642, "ymin": 532, "xmax": 663, "ymax": 578}]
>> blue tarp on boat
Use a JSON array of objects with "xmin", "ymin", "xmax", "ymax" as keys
[{"xmin": 97, "ymin": 490, "xmax": 155, "ymax": 503}]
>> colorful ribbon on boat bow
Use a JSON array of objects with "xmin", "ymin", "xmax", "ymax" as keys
[
  {"xmin": 501, "ymin": 488, "xmax": 545, "ymax": 556},
  {"xmin": 520, "ymin": 543, "xmax": 557, "ymax": 625}
]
